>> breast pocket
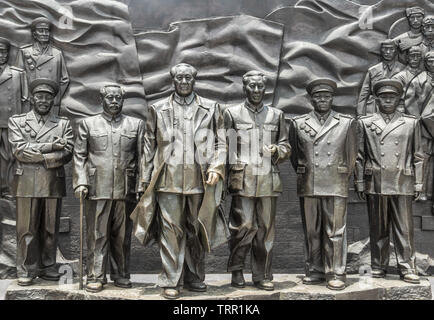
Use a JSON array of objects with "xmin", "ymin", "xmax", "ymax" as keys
[
  {"xmin": 89, "ymin": 132, "xmax": 108, "ymax": 151},
  {"xmin": 263, "ymin": 124, "xmax": 279, "ymax": 143},
  {"xmin": 121, "ymin": 132, "xmax": 137, "ymax": 152},
  {"xmin": 235, "ymin": 123, "xmax": 253, "ymax": 145}
]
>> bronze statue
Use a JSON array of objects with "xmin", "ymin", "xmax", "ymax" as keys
[
  {"xmin": 72, "ymin": 84, "xmax": 145, "ymax": 293},
  {"xmin": 357, "ymin": 40, "xmax": 405, "ymax": 117},
  {"xmin": 356, "ymin": 79, "xmax": 423, "ymax": 284},
  {"xmin": 131, "ymin": 63, "xmax": 227, "ymax": 299},
  {"xmin": 224, "ymin": 71, "xmax": 290, "ymax": 291},
  {"xmin": 289, "ymin": 79, "xmax": 357, "ymax": 290},
  {"xmin": 393, "ymin": 46, "xmax": 423, "ymax": 95},
  {"xmin": 404, "ymin": 51, "xmax": 434, "ymax": 201},
  {"xmin": 420, "ymin": 16, "xmax": 434, "ymax": 58},
  {"xmin": 8, "ymin": 78, "xmax": 73, "ymax": 286},
  {"xmin": 393, "ymin": 7, "xmax": 425, "ymax": 63},
  {"xmin": 15, "ymin": 17, "xmax": 69, "ymax": 113},
  {"xmin": 0, "ymin": 37, "xmax": 28, "ymax": 199}
]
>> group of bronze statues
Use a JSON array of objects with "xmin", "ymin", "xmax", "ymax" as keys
[{"xmin": 0, "ymin": 7, "xmax": 433, "ymax": 300}]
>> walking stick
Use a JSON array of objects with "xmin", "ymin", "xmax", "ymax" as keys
[{"xmin": 79, "ymin": 192, "xmax": 84, "ymax": 290}]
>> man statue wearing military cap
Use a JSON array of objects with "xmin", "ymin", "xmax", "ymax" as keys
[
  {"xmin": 224, "ymin": 71, "xmax": 291, "ymax": 291},
  {"xmin": 73, "ymin": 84, "xmax": 145, "ymax": 293},
  {"xmin": 356, "ymin": 79, "xmax": 423, "ymax": 284},
  {"xmin": 0, "ymin": 37, "xmax": 28, "ymax": 198},
  {"xmin": 15, "ymin": 17, "xmax": 69, "ymax": 114},
  {"xmin": 357, "ymin": 40, "xmax": 405, "ymax": 117},
  {"xmin": 404, "ymin": 51, "xmax": 434, "ymax": 201},
  {"xmin": 8, "ymin": 78, "xmax": 73, "ymax": 286},
  {"xmin": 420, "ymin": 15, "xmax": 434, "ymax": 58},
  {"xmin": 289, "ymin": 78, "xmax": 358, "ymax": 290},
  {"xmin": 393, "ymin": 7, "xmax": 425, "ymax": 62}
]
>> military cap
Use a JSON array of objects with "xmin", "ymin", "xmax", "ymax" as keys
[
  {"xmin": 406, "ymin": 7, "xmax": 425, "ymax": 17},
  {"xmin": 306, "ymin": 78, "xmax": 337, "ymax": 95},
  {"xmin": 29, "ymin": 78, "xmax": 59, "ymax": 95},
  {"xmin": 425, "ymin": 51, "xmax": 434, "ymax": 59},
  {"xmin": 373, "ymin": 79, "xmax": 403, "ymax": 96},
  {"xmin": 0, "ymin": 37, "xmax": 10, "ymax": 48},
  {"xmin": 423, "ymin": 16, "xmax": 434, "ymax": 26},
  {"xmin": 380, "ymin": 39, "xmax": 396, "ymax": 47},
  {"xmin": 408, "ymin": 46, "xmax": 422, "ymax": 54},
  {"xmin": 31, "ymin": 17, "xmax": 51, "ymax": 30}
]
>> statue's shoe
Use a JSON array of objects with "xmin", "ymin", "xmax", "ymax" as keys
[
  {"xmin": 114, "ymin": 278, "xmax": 132, "ymax": 288},
  {"xmin": 231, "ymin": 270, "xmax": 246, "ymax": 288},
  {"xmin": 162, "ymin": 288, "xmax": 180, "ymax": 299},
  {"xmin": 184, "ymin": 281, "xmax": 207, "ymax": 292},
  {"xmin": 253, "ymin": 280, "xmax": 274, "ymax": 291},
  {"xmin": 401, "ymin": 273, "xmax": 420, "ymax": 284},
  {"xmin": 17, "ymin": 277, "xmax": 34, "ymax": 286},
  {"xmin": 39, "ymin": 270, "xmax": 61, "ymax": 281},
  {"xmin": 302, "ymin": 275, "xmax": 325, "ymax": 285},
  {"xmin": 85, "ymin": 281, "xmax": 103, "ymax": 293},
  {"xmin": 371, "ymin": 269, "xmax": 386, "ymax": 278},
  {"xmin": 327, "ymin": 279, "xmax": 346, "ymax": 291}
]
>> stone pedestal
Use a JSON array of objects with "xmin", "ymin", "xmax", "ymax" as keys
[
  {"xmin": 5, "ymin": 274, "xmax": 432, "ymax": 300},
  {"xmin": 0, "ymin": 199, "xmax": 17, "ymax": 279}
]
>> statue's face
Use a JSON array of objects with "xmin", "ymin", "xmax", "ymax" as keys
[
  {"xmin": 423, "ymin": 23, "xmax": 434, "ymax": 40},
  {"xmin": 408, "ymin": 51, "xmax": 422, "ymax": 69},
  {"xmin": 173, "ymin": 67, "xmax": 195, "ymax": 97},
  {"xmin": 408, "ymin": 13, "xmax": 424, "ymax": 30},
  {"xmin": 381, "ymin": 44, "xmax": 396, "ymax": 61},
  {"xmin": 32, "ymin": 91, "xmax": 54, "ymax": 116},
  {"xmin": 244, "ymin": 76, "xmax": 266, "ymax": 106},
  {"xmin": 425, "ymin": 57, "xmax": 434, "ymax": 73},
  {"xmin": 0, "ymin": 43, "xmax": 8, "ymax": 65},
  {"xmin": 33, "ymin": 25, "xmax": 50, "ymax": 43},
  {"xmin": 377, "ymin": 93, "xmax": 399, "ymax": 114},
  {"xmin": 102, "ymin": 86, "xmax": 124, "ymax": 116},
  {"xmin": 311, "ymin": 91, "xmax": 333, "ymax": 114}
]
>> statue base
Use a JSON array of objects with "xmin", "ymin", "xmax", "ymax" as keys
[{"xmin": 5, "ymin": 274, "xmax": 432, "ymax": 300}]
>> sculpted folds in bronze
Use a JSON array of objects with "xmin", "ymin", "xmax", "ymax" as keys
[
  {"xmin": 8, "ymin": 78, "xmax": 73, "ymax": 286},
  {"xmin": 356, "ymin": 79, "xmax": 422, "ymax": 284},
  {"xmin": 73, "ymin": 85, "xmax": 145, "ymax": 293},
  {"xmin": 224, "ymin": 71, "xmax": 290, "ymax": 291},
  {"xmin": 289, "ymin": 79, "xmax": 357, "ymax": 290}
]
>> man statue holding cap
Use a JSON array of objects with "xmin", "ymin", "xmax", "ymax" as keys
[
  {"xmin": 0, "ymin": 37, "xmax": 28, "ymax": 198},
  {"xmin": 15, "ymin": 17, "xmax": 69, "ymax": 113},
  {"xmin": 404, "ymin": 51, "xmax": 434, "ymax": 201},
  {"xmin": 420, "ymin": 16, "xmax": 434, "ymax": 58},
  {"xmin": 355, "ymin": 79, "xmax": 423, "ymax": 284},
  {"xmin": 289, "ymin": 78, "xmax": 357, "ymax": 290},
  {"xmin": 393, "ymin": 7, "xmax": 425, "ymax": 63},
  {"xmin": 357, "ymin": 40, "xmax": 405, "ymax": 117},
  {"xmin": 224, "ymin": 70, "xmax": 291, "ymax": 291},
  {"xmin": 8, "ymin": 78, "xmax": 73, "ymax": 286},
  {"xmin": 73, "ymin": 84, "xmax": 145, "ymax": 293}
]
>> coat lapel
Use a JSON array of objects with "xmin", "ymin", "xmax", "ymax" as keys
[
  {"xmin": 36, "ymin": 112, "xmax": 59, "ymax": 140},
  {"xmin": 380, "ymin": 112, "xmax": 404, "ymax": 141},
  {"xmin": 193, "ymin": 95, "xmax": 210, "ymax": 134},
  {"xmin": 303, "ymin": 111, "xmax": 321, "ymax": 137},
  {"xmin": 0, "ymin": 65, "xmax": 12, "ymax": 86},
  {"xmin": 314, "ymin": 111, "xmax": 339, "ymax": 142},
  {"xmin": 25, "ymin": 110, "xmax": 41, "ymax": 135},
  {"xmin": 35, "ymin": 45, "xmax": 54, "ymax": 68}
]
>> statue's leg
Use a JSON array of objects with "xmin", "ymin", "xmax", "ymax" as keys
[
  {"xmin": 251, "ymin": 196, "xmax": 276, "ymax": 283},
  {"xmin": 156, "ymin": 192, "xmax": 186, "ymax": 288},
  {"xmin": 389, "ymin": 195, "xmax": 416, "ymax": 275},
  {"xmin": 366, "ymin": 194, "xmax": 390, "ymax": 273},
  {"xmin": 321, "ymin": 196, "xmax": 347, "ymax": 281},
  {"xmin": 227, "ymin": 196, "xmax": 257, "ymax": 274}
]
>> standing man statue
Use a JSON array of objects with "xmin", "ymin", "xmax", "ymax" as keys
[
  {"xmin": 420, "ymin": 16, "xmax": 434, "ymax": 58},
  {"xmin": 131, "ymin": 63, "xmax": 227, "ymax": 299},
  {"xmin": 393, "ymin": 7, "xmax": 425, "ymax": 63},
  {"xmin": 393, "ymin": 46, "xmax": 423, "ymax": 96},
  {"xmin": 0, "ymin": 37, "xmax": 28, "ymax": 198},
  {"xmin": 357, "ymin": 40, "xmax": 405, "ymax": 117},
  {"xmin": 8, "ymin": 78, "xmax": 73, "ymax": 286},
  {"xmin": 404, "ymin": 51, "xmax": 434, "ymax": 201},
  {"xmin": 224, "ymin": 71, "xmax": 291, "ymax": 291},
  {"xmin": 73, "ymin": 84, "xmax": 145, "ymax": 293},
  {"xmin": 356, "ymin": 79, "xmax": 423, "ymax": 284},
  {"xmin": 289, "ymin": 79, "xmax": 357, "ymax": 290},
  {"xmin": 15, "ymin": 17, "xmax": 69, "ymax": 114}
]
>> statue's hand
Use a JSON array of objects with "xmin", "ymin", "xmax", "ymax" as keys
[
  {"xmin": 52, "ymin": 137, "xmax": 66, "ymax": 151},
  {"xmin": 23, "ymin": 149, "xmax": 45, "ymax": 163},
  {"xmin": 263, "ymin": 144, "xmax": 277, "ymax": 156},
  {"xmin": 206, "ymin": 172, "xmax": 220, "ymax": 185},
  {"xmin": 414, "ymin": 191, "xmax": 421, "ymax": 201},
  {"xmin": 357, "ymin": 191, "xmax": 366, "ymax": 201},
  {"xmin": 75, "ymin": 186, "xmax": 89, "ymax": 199}
]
